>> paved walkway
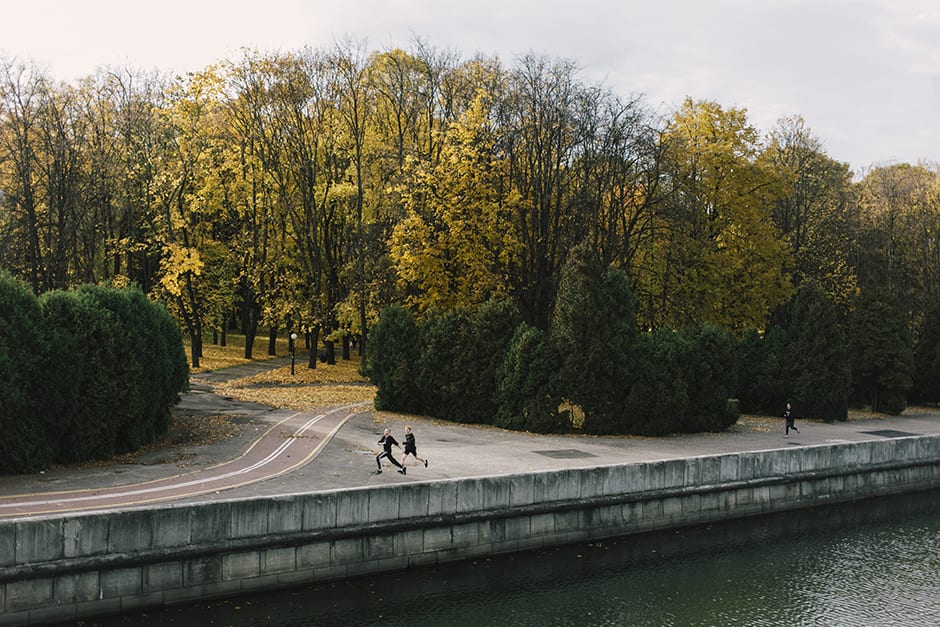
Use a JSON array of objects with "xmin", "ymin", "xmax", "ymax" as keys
[{"xmin": 2, "ymin": 358, "xmax": 940, "ymax": 517}]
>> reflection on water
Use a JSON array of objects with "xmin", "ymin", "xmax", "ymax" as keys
[{"xmin": 81, "ymin": 489, "xmax": 940, "ymax": 626}]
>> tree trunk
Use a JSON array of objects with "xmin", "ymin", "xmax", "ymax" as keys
[
  {"xmin": 268, "ymin": 327, "xmax": 278, "ymax": 356},
  {"xmin": 307, "ymin": 325, "xmax": 320, "ymax": 369}
]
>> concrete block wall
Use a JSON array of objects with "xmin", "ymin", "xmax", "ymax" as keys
[{"xmin": 2, "ymin": 435, "xmax": 940, "ymax": 625}]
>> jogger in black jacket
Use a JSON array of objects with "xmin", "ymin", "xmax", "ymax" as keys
[{"xmin": 376, "ymin": 428, "xmax": 406, "ymax": 474}]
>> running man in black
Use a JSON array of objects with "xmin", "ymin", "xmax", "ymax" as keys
[
  {"xmin": 402, "ymin": 425, "xmax": 428, "ymax": 469},
  {"xmin": 376, "ymin": 428, "xmax": 406, "ymax": 474},
  {"xmin": 784, "ymin": 402, "xmax": 799, "ymax": 438}
]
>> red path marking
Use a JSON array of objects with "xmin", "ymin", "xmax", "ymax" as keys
[{"xmin": 0, "ymin": 404, "xmax": 366, "ymax": 518}]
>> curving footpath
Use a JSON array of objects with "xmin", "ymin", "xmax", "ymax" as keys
[{"xmin": 0, "ymin": 404, "xmax": 367, "ymax": 518}]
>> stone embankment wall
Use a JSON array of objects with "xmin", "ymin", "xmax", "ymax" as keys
[{"xmin": 3, "ymin": 435, "xmax": 940, "ymax": 625}]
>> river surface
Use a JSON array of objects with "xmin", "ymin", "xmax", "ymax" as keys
[{"xmin": 81, "ymin": 488, "xmax": 940, "ymax": 626}]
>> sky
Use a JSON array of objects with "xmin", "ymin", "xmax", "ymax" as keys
[{"xmin": 2, "ymin": 0, "xmax": 938, "ymax": 174}]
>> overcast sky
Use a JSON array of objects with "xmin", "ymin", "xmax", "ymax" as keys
[{"xmin": 3, "ymin": 0, "xmax": 938, "ymax": 173}]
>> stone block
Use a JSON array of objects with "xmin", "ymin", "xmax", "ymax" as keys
[
  {"xmin": 427, "ymin": 482, "xmax": 458, "ymax": 517},
  {"xmin": 297, "ymin": 542, "xmax": 331, "ymax": 569},
  {"xmin": 302, "ymin": 492, "xmax": 337, "ymax": 530},
  {"xmin": 663, "ymin": 495, "xmax": 684, "ymax": 520},
  {"xmin": 553, "ymin": 510, "xmax": 580, "ymax": 533},
  {"xmin": 487, "ymin": 517, "xmax": 507, "ymax": 545},
  {"xmin": 332, "ymin": 537, "xmax": 364, "ymax": 564},
  {"xmin": 55, "ymin": 571, "xmax": 99, "ymax": 604},
  {"xmin": 647, "ymin": 461, "xmax": 666, "ymax": 492},
  {"xmin": 107, "ymin": 510, "xmax": 153, "ymax": 553},
  {"xmin": 529, "ymin": 512, "xmax": 556, "ymax": 537},
  {"xmin": 398, "ymin": 484, "xmax": 430, "ymax": 519},
  {"xmin": 719, "ymin": 454, "xmax": 740, "ymax": 483},
  {"xmin": 144, "ymin": 561, "xmax": 182, "ymax": 591},
  {"xmin": 363, "ymin": 534, "xmax": 395, "ymax": 561},
  {"xmin": 679, "ymin": 458, "xmax": 701, "ymax": 486},
  {"xmin": 5, "ymin": 578, "xmax": 53, "ymax": 611},
  {"xmin": 100, "ymin": 567, "xmax": 142, "ymax": 598},
  {"xmin": 579, "ymin": 467, "xmax": 607, "ymax": 499},
  {"xmin": 190, "ymin": 502, "xmax": 231, "ymax": 545},
  {"xmin": 229, "ymin": 499, "xmax": 270, "ymax": 539},
  {"xmin": 150, "ymin": 507, "xmax": 192, "ymax": 549},
  {"xmin": 15, "ymin": 519, "xmax": 63, "ymax": 564},
  {"xmin": 701, "ymin": 456, "xmax": 721, "ymax": 484},
  {"xmin": 0, "ymin": 523, "xmax": 13, "ymax": 567},
  {"xmin": 222, "ymin": 551, "xmax": 260, "ymax": 580},
  {"xmin": 422, "ymin": 526, "xmax": 453, "ymax": 552},
  {"xmin": 530, "ymin": 471, "xmax": 560, "ymax": 503},
  {"xmin": 63, "ymin": 515, "xmax": 109, "ymax": 558},
  {"xmin": 716, "ymin": 489, "xmax": 736, "ymax": 514},
  {"xmin": 603, "ymin": 465, "xmax": 632, "ymax": 496},
  {"xmin": 509, "ymin": 474, "xmax": 535, "ymax": 507},
  {"xmin": 554, "ymin": 469, "xmax": 582, "ymax": 501},
  {"xmin": 367, "ymin": 488, "xmax": 401, "ymax": 524},
  {"xmin": 455, "ymin": 479, "xmax": 486, "ymax": 515},
  {"xmin": 183, "ymin": 556, "xmax": 223, "ymax": 586},
  {"xmin": 482, "ymin": 476, "xmax": 511, "ymax": 510},
  {"xmin": 267, "ymin": 497, "xmax": 304, "ymax": 534},
  {"xmin": 393, "ymin": 529, "xmax": 424, "ymax": 556},
  {"xmin": 335, "ymin": 490, "xmax": 369, "ymax": 527},
  {"xmin": 629, "ymin": 463, "xmax": 650, "ymax": 493},
  {"xmin": 262, "ymin": 547, "xmax": 296, "ymax": 574},
  {"xmin": 662, "ymin": 459, "xmax": 688, "ymax": 488}
]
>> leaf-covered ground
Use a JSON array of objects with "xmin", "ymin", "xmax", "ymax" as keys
[{"xmin": 213, "ymin": 357, "xmax": 376, "ymax": 410}]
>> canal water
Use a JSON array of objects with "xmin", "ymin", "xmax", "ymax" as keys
[{"xmin": 82, "ymin": 488, "xmax": 940, "ymax": 626}]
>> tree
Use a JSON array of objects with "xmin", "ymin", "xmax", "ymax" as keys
[
  {"xmin": 912, "ymin": 300, "xmax": 940, "ymax": 404},
  {"xmin": 849, "ymin": 290, "xmax": 914, "ymax": 414},
  {"xmin": 552, "ymin": 243, "xmax": 637, "ymax": 433},
  {"xmin": 646, "ymin": 98, "xmax": 792, "ymax": 331},
  {"xmin": 736, "ymin": 327, "xmax": 786, "ymax": 415},
  {"xmin": 681, "ymin": 324, "xmax": 739, "ymax": 432},
  {"xmin": 761, "ymin": 116, "xmax": 857, "ymax": 316},
  {"xmin": 392, "ymin": 89, "xmax": 521, "ymax": 312},
  {"xmin": 784, "ymin": 282, "xmax": 850, "ymax": 420}
]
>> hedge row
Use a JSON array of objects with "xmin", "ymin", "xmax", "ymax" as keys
[
  {"xmin": 0, "ymin": 273, "xmax": 189, "ymax": 474},
  {"xmin": 368, "ymin": 252, "xmax": 918, "ymax": 436},
  {"xmin": 367, "ymin": 248, "xmax": 740, "ymax": 436}
]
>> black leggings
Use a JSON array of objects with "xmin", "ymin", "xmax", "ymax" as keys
[{"xmin": 376, "ymin": 450, "xmax": 403, "ymax": 469}]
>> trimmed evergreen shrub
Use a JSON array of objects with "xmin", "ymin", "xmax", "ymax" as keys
[
  {"xmin": 785, "ymin": 282, "xmax": 850, "ymax": 420},
  {"xmin": 41, "ymin": 289, "xmax": 124, "ymax": 461},
  {"xmin": 621, "ymin": 329, "xmax": 690, "ymax": 435},
  {"xmin": 495, "ymin": 323, "xmax": 567, "ymax": 433},
  {"xmin": 74, "ymin": 285, "xmax": 188, "ymax": 453},
  {"xmin": 0, "ymin": 272, "xmax": 53, "ymax": 473},
  {"xmin": 849, "ymin": 291, "xmax": 914, "ymax": 414},
  {"xmin": 552, "ymin": 245, "xmax": 636, "ymax": 434},
  {"xmin": 450, "ymin": 300, "xmax": 521, "ymax": 424},
  {"xmin": 681, "ymin": 325, "xmax": 739, "ymax": 432},
  {"xmin": 414, "ymin": 310, "xmax": 463, "ymax": 421},
  {"xmin": 368, "ymin": 304, "xmax": 421, "ymax": 413},
  {"xmin": 912, "ymin": 302, "xmax": 940, "ymax": 404}
]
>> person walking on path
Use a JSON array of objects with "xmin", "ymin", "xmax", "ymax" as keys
[
  {"xmin": 784, "ymin": 402, "xmax": 799, "ymax": 438},
  {"xmin": 376, "ymin": 428, "xmax": 406, "ymax": 474},
  {"xmin": 401, "ymin": 425, "xmax": 428, "ymax": 469}
]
